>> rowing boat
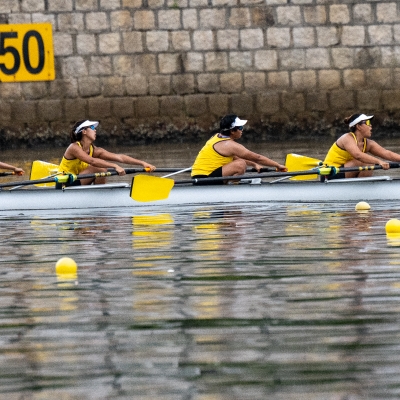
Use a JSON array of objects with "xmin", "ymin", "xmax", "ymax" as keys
[{"xmin": 0, "ymin": 175, "xmax": 398, "ymax": 215}]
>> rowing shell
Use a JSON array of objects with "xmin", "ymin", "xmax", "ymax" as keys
[{"xmin": 0, "ymin": 175, "xmax": 398, "ymax": 216}]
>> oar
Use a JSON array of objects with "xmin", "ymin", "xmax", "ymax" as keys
[
  {"xmin": 130, "ymin": 163, "xmax": 400, "ymax": 202},
  {"xmin": 0, "ymin": 171, "xmax": 17, "ymax": 176},
  {"xmin": 285, "ymin": 153, "xmax": 322, "ymax": 181},
  {"xmin": 0, "ymin": 167, "xmax": 159, "ymax": 189}
]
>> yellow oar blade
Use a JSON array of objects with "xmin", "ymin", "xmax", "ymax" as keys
[
  {"xmin": 30, "ymin": 160, "xmax": 59, "ymax": 187},
  {"xmin": 285, "ymin": 153, "xmax": 322, "ymax": 181},
  {"xmin": 130, "ymin": 175, "xmax": 175, "ymax": 202}
]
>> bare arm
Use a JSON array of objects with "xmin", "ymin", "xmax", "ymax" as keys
[
  {"xmin": 0, "ymin": 161, "xmax": 24, "ymax": 175},
  {"xmin": 368, "ymin": 140, "xmax": 400, "ymax": 163},
  {"xmin": 94, "ymin": 148, "xmax": 156, "ymax": 171}
]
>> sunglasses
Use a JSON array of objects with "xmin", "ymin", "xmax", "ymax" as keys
[
  {"xmin": 360, "ymin": 120, "xmax": 371, "ymax": 126},
  {"xmin": 87, "ymin": 125, "xmax": 96, "ymax": 130},
  {"xmin": 236, "ymin": 126, "xmax": 244, "ymax": 131}
]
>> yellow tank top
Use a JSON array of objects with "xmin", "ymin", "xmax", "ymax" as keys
[
  {"xmin": 191, "ymin": 134, "xmax": 234, "ymax": 176},
  {"xmin": 323, "ymin": 133, "xmax": 367, "ymax": 167},
  {"xmin": 58, "ymin": 142, "xmax": 94, "ymax": 174}
]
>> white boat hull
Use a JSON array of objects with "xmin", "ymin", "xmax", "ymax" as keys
[{"xmin": 0, "ymin": 176, "xmax": 399, "ymax": 215}]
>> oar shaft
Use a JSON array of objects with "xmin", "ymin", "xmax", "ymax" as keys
[{"xmin": 0, "ymin": 172, "xmax": 15, "ymax": 176}]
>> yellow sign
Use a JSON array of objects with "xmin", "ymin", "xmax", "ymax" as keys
[{"xmin": 0, "ymin": 23, "xmax": 55, "ymax": 82}]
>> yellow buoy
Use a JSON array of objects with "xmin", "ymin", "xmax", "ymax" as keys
[
  {"xmin": 55, "ymin": 257, "xmax": 78, "ymax": 275},
  {"xmin": 355, "ymin": 201, "xmax": 371, "ymax": 211},
  {"xmin": 386, "ymin": 219, "xmax": 400, "ymax": 234}
]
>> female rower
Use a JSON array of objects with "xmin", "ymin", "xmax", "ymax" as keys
[
  {"xmin": 58, "ymin": 120, "xmax": 156, "ymax": 186},
  {"xmin": 0, "ymin": 161, "xmax": 24, "ymax": 175},
  {"xmin": 322, "ymin": 113, "xmax": 400, "ymax": 179}
]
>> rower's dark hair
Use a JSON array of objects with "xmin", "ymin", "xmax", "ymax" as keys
[
  {"xmin": 70, "ymin": 120, "xmax": 86, "ymax": 143},
  {"xmin": 344, "ymin": 113, "xmax": 362, "ymax": 133},
  {"xmin": 220, "ymin": 114, "xmax": 237, "ymax": 132}
]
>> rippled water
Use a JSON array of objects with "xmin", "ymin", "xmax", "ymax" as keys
[{"xmin": 2, "ymin": 141, "xmax": 400, "ymax": 399}]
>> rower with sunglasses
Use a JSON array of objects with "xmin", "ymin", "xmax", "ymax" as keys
[
  {"xmin": 191, "ymin": 114, "xmax": 287, "ymax": 185},
  {"xmin": 57, "ymin": 119, "xmax": 156, "ymax": 186},
  {"xmin": 322, "ymin": 113, "xmax": 400, "ymax": 179}
]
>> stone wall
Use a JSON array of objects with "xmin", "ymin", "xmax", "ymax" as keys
[{"xmin": 1, "ymin": 0, "xmax": 400, "ymax": 146}]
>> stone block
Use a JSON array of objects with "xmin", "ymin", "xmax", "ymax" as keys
[
  {"xmin": 146, "ymin": 31, "xmax": 169, "ymax": 52},
  {"xmin": 255, "ymin": 50, "xmax": 278, "ymax": 70},
  {"xmin": 12, "ymin": 101, "xmax": 37, "ymax": 122},
  {"xmin": 394, "ymin": 26, "xmax": 400, "ymax": 44},
  {"xmin": 231, "ymin": 94, "xmax": 254, "ymax": 115},
  {"xmin": 61, "ymin": 57, "xmax": 88, "ymax": 78},
  {"xmin": 316, "ymin": 27, "xmax": 339, "ymax": 47},
  {"xmin": 65, "ymin": 99, "xmax": 87, "ymax": 121},
  {"xmin": 305, "ymin": 92, "xmax": 328, "ymax": 111},
  {"xmin": 229, "ymin": 51, "xmax": 252, "ymax": 70},
  {"xmin": 149, "ymin": 75, "xmax": 171, "ymax": 95},
  {"xmin": 172, "ymin": 74, "xmax": 195, "ymax": 94},
  {"xmin": 200, "ymin": 9, "xmax": 226, "ymax": 29},
  {"xmin": 353, "ymin": 4, "xmax": 372, "ymax": 23},
  {"xmin": 293, "ymin": 27, "xmax": 315, "ymax": 47},
  {"xmin": 158, "ymin": 10, "xmax": 181, "ymax": 30},
  {"xmin": 244, "ymin": 72, "xmax": 266, "ymax": 93},
  {"xmin": 318, "ymin": 70, "xmax": 341, "ymax": 90},
  {"xmin": 53, "ymin": 33, "xmax": 73, "ymax": 56},
  {"xmin": 99, "ymin": 33, "xmax": 121, "ymax": 54},
  {"xmin": 134, "ymin": 10, "xmax": 155, "ymax": 30},
  {"xmin": 148, "ymin": 0, "xmax": 164, "ymax": 8},
  {"xmin": 331, "ymin": 48, "xmax": 354, "ymax": 69},
  {"xmin": 78, "ymin": 77, "xmax": 101, "ymax": 97},
  {"xmin": 368, "ymin": 25, "xmax": 393, "ymax": 45},
  {"xmin": 211, "ymin": 0, "xmax": 236, "ymax": 6},
  {"xmin": 183, "ymin": 52, "xmax": 204, "ymax": 72},
  {"xmin": 330, "ymin": 90, "xmax": 355, "ymax": 110},
  {"xmin": 256, "ymin": 92, "xmax": 280, "ymax": 115},
  {"xmin": 240, "ymin": 28, "xmax": 264, "ymax": 49},
  {"xmin": 126, "ymin": 74, "xmax": 148, "ymax": 95},
  {"xmin": 122, "ymin": 32, "xmax": 143, "ymax": 53},
  {"xmin": 343, "ymin": 69, "xmax": 365, "ymax": 88},
  {"xmin": 51, "ymin": 79, "xmax": 79, "ymax": 99},
  {"xmin": 220, "ymin": 72, "xmax": 242, "ymax": 93},
  {"xmin": 0, "ymin": 82, "xmax": 21, "ymax": 99},
  {"xmin": 48, "ymin": 0, "xmax": 73, "ymax": 11},
  {"xmin": 102, "ymin": 77, "xmax": 126, "ymax": 97},
  {"xmin": 329, "ymin": 5, "xmax": 350, "ymax": 24},
  {"xmin": 229, "ymin": 8, "xmax": 251, "ymax": 28},
  {"xmin": 303, "ymin": 6, "xmax": 326, "ymax": 24},
  {"xmin": 0, "ymin": 101, "xmax": 11, "ymax": 121},
  {"xmin": 167, "ymin": 0, "xmax": 187, "ymax": 8},
  {"xmin": 86, "ymin": 12, "xmax": 109, "ymax": 31},
  {"xmin": 281, "ymin": 92, "xmax": 305, "ymax": 114},
  {"xmin": 159, "ymin": 53, "xmax": 181, "ymax": 74},
  {"xmin": 380, "ymin": 47, "xmax": 400, "ymax": 68},
  {"xmin": 393, "ymin": 68, "xmax": 400, "ymax": 87},
  {"xmin": 122, "ymin": 0, "xmax": 142, "ymax": 7},
  {"xmin": 136, "ymin": 97, "xmax": 159, "ymax": 117},
  {"xmin": 356, "ymin": 89, "xmax": 380, "ymax": 110},
  {"xmin": 133, "ymin": 54, "xmax": 157, "ymax": 74},
  {"xmin": 76, "ymin": 0, "xmax": 98, "ymax": 10},
  {"xmin": 280, "ymin": 49, "xmax": 305, "ymax": 69},
  {"xmin": 112, "ymin": 98, "xmax": 135, "ymax": 118},
  {"xmin": 171, "ymin": 31, "xmax": 191, "ymax": 51},
  {"xmin": 111, "ymin": 11, "xmax": 133, "ymax": 30},
  {"xmin": 100, "ymin": 0, "xmax": 120, "ymax": 9},
  {"xmin": 382, "ymin": 90, "xmax": 400, "ymax": 111},
  {"xmin": 190, "ymin": 0, "xmax": 208, "ymax": 5},
  {"xmin": 160, "ymin": 96, "xmax": 184, "ymax": 116},
  {"xmin": 265, "ymin": 0, "xmax": 286, "ymax": 4},
  {"xmin": 21, "ymin": 82, "xmax": 48, "ymax": 99},
  {"xmin": 342, "ymin": 26, "xmax": 365, "ymax": 46},
  {"xmin": 37, "ymin": 100, "xmax": 62, "ymax": 121},
  {"xmin": 32, "ymin": 13, "xmax": 56, "ymax": 24},
  {"xmin": 89, "ymin": 56, "xmax": 113, "ymax": 76},
  {"xmin": 377, "ymin": 3, "xmax": 398, "ymax": 23},
  {"xmin": 267, "ymin": 27, "xmax": 290, "ymax": 48},
  {"xmin": 185, "ymin": 94, "xmax": 208, "ymax": 117},
  {"xmin": 182, "ymin": 9, "xmax": 198, "ymax": 29},
  {"xmin": 291, "ymin": 70, "xmax": 317, "ymax": 90},
  {"xmin": 305, "ymin": 48, "xmax": 330, "ymax": 69},
  {"xmin": 76, "ymin": 34, "xmax": 97, "ymax": 55},
  {"xmin": 58, "ymin": 13, "xmax": 84, "ymax": 32},
  {"xmin": 21, "ymin": 0, "xmax": 45, "ymax": 12},
  {"xmin": 216, "ymin": 30, "xmax": 239, "ymax": 50},
  {"xmin": 208, "ymin": 94, "xmax": 229, "ymax": 116},
  {"xmin": 205, "ymin": 52, "xmax": 228, "ymax": 71},
  {"xmin": 0, "ymin": 0, "xmax": 18, "ymax": 13},
  {"xmin": 366, "ymin": 68, "xmax": 392, "ymax": 89},
  {"xmin": 193, "ymin": 31, "xmax": 214, "ymax": 50},
  {"xmin": 198, "ymin": 74, "xmax": 219, "ymax": 92},
  {"xmin": 88, "ymin": 98, "xmax": 112, "ymax": 118},
  {"xmin": 276, "ymin": 6, "xmax": 301, "ymax": 25},
  {"xmin": 267, "ymin": 71, "xmax": 289, "ymax": 89}
]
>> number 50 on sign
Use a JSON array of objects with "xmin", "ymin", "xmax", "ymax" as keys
[{"xmin": 0, "ymin": 23, "xmax": 55, "ymax": 82}]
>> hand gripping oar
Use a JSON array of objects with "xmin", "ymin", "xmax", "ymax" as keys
[
  {"xmin": 130, "ymin": 163, "xmax": 400, "ymax": 202},
  {"xmin": 0, "ymin": 172, "xmax": 17, "ymax": 177},
  {"xmin": 0, "ymin": 167, "xmax": 167, "ymax": 189}
]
